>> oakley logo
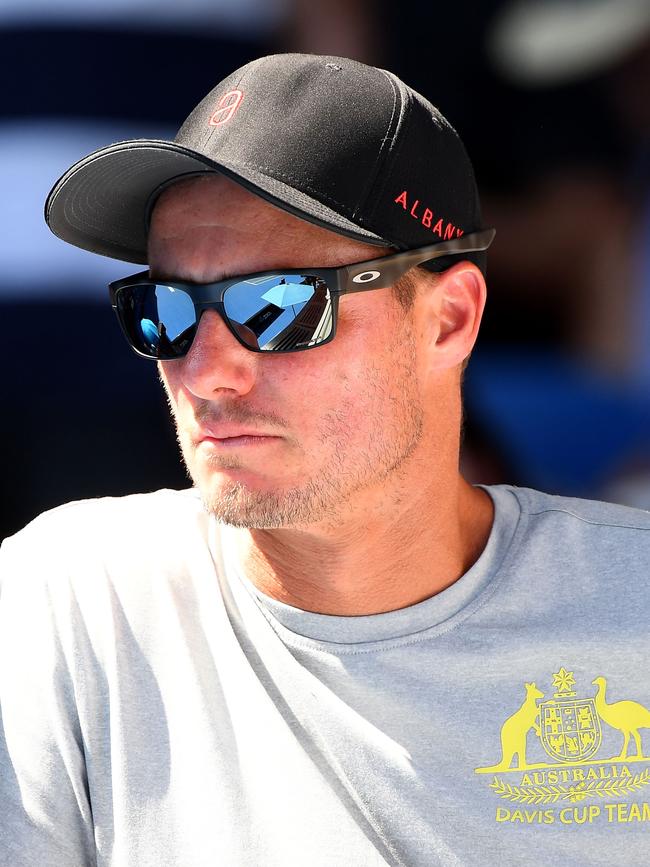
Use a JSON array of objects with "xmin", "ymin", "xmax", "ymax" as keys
[
  {"xmin": 352, "ymin": 270, "xmax": 381, "ymax": 283},
  {"xmin": 209, "ymin": 90, "xmax": 244, "ymax": 126}
]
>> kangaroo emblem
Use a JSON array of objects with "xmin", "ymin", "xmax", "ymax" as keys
[{"xmin": 475, "ymin": 682, "xmax": 544, "ymax": 772}]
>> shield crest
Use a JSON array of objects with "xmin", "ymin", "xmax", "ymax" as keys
[{"xmin": 539, "ymin": 698, "xmax": 602, "ymax": 762}]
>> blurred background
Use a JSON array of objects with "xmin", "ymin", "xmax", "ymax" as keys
[{"xmin": 3, "ymin": 0, "xmax": 650, "ymax": 540}]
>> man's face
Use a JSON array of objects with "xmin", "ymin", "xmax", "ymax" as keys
[{"xmin": 150, "ymin": 174, "xmax": 428, "ymax": 529}]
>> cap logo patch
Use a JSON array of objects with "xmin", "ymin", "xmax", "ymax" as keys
[
  {"xmin": 394, "ymin": 190, "xmax": 464, "ymax": 240},
  {"xmin": 209, "ymin": 90, "xmax": 244, "ymax": 126}
]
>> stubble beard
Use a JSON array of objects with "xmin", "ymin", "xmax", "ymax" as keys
[{"xmin": 173, "ymin": 327, "xmax": 424, "ymax": 529}]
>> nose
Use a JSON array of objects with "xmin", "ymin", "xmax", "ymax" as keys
[{"xmin": 178, "ymin": 308, "xmax": 259, "ymax": 399}]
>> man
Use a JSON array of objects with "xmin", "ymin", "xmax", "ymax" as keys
[{"xmin": 2, "ymin": 53, "xmax": 650, "ymax": 866}]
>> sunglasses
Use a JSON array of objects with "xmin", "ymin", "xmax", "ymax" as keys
[{"xmin": 109, "ymin": 228, "xmax": 495, "ymax": 360}]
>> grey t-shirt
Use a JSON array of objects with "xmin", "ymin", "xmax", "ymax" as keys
[{"xmin": 1, "ymin": 485, "xmax": 650, "ymax": 866}]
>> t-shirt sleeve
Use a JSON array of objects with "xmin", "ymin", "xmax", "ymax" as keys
[{"xmin": 0, "ymin": 532, "xmax": 96, "ymax": 866}]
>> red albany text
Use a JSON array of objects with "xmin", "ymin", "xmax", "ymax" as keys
[
  {"xmin": 394, "ymin": 190, "xmax": 464, "ymax": 239},
  {"xmin": 209, "ymin": 90, "xmax": 244, "ymax": 126}
]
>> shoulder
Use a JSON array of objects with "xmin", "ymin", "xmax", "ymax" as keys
[
  {"xmin": 0, "ymin": 488, "xmax": 213, "ymax": 642},
  {"xmin": 486, "ymin": 484, "xmax": 650, "ymax": 570},
  {"xmin": 501, "ymin": 485, "xmax": 650, "ymax": 532},
  {"xmin": 0, "ymin": 487, "xmax": 207, "ymax": 585},
  {"xmin": 31, "ymin": 486, "xmax": 204, "ymax": 527}
]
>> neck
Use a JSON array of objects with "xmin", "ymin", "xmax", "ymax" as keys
[{"xmin": 231, "ymin": 475, "xmax": 494, "ymax": 616}]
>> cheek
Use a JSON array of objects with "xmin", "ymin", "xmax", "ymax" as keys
[
  {"xmin": 267, "ymin": 347, "xmax": 350, "ymax": 416},
  {"xmin": 277, "ymin": 312, "xmax": 384, "ymax": 394},
  {"xmin": 157, "ymin": 361, "xmax": 182, "ymax": 411},
  {"xmin": 287, "ymin": 311, "xmax": 410, "ymax": 430}
]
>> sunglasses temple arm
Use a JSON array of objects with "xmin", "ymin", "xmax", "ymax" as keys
[{"xmin": 338, "ymin": 227, "xmax": 496, "ymax": 293}]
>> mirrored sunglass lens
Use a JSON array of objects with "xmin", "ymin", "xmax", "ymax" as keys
[
  {"xmin": 223, "ymin": 275, "xmax": 332, "ymax": 350},
  {"xmin": 117, "ymin": 284, "xmax": 196, "ymax": 358}
]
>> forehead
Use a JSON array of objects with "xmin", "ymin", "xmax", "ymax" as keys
[{"xmin": 147, "ymin": 174, "xmax": 386, "ymax": 278}]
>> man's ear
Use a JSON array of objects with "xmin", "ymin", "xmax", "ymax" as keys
[{"xmin": 422, "ymin": 261, "xmax": 487, "ymax": 370}]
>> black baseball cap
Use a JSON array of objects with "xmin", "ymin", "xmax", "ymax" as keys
[{"xmin": 45, "ymin": 53, "xmax": 489, "ymax": 272}]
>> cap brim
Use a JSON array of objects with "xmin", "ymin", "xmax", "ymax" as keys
[{"xmin": 45, "ymin": 139, "xmax": 391, "ymax": 265}]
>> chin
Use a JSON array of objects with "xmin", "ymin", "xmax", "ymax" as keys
[{"xmin": 195, "ymin": 472, "xmax": 340, "ymax": 530}]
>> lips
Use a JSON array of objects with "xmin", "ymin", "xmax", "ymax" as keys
[{"xmin": 194, "ymin": 424, "xmax": 278, "ymax": 443}]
